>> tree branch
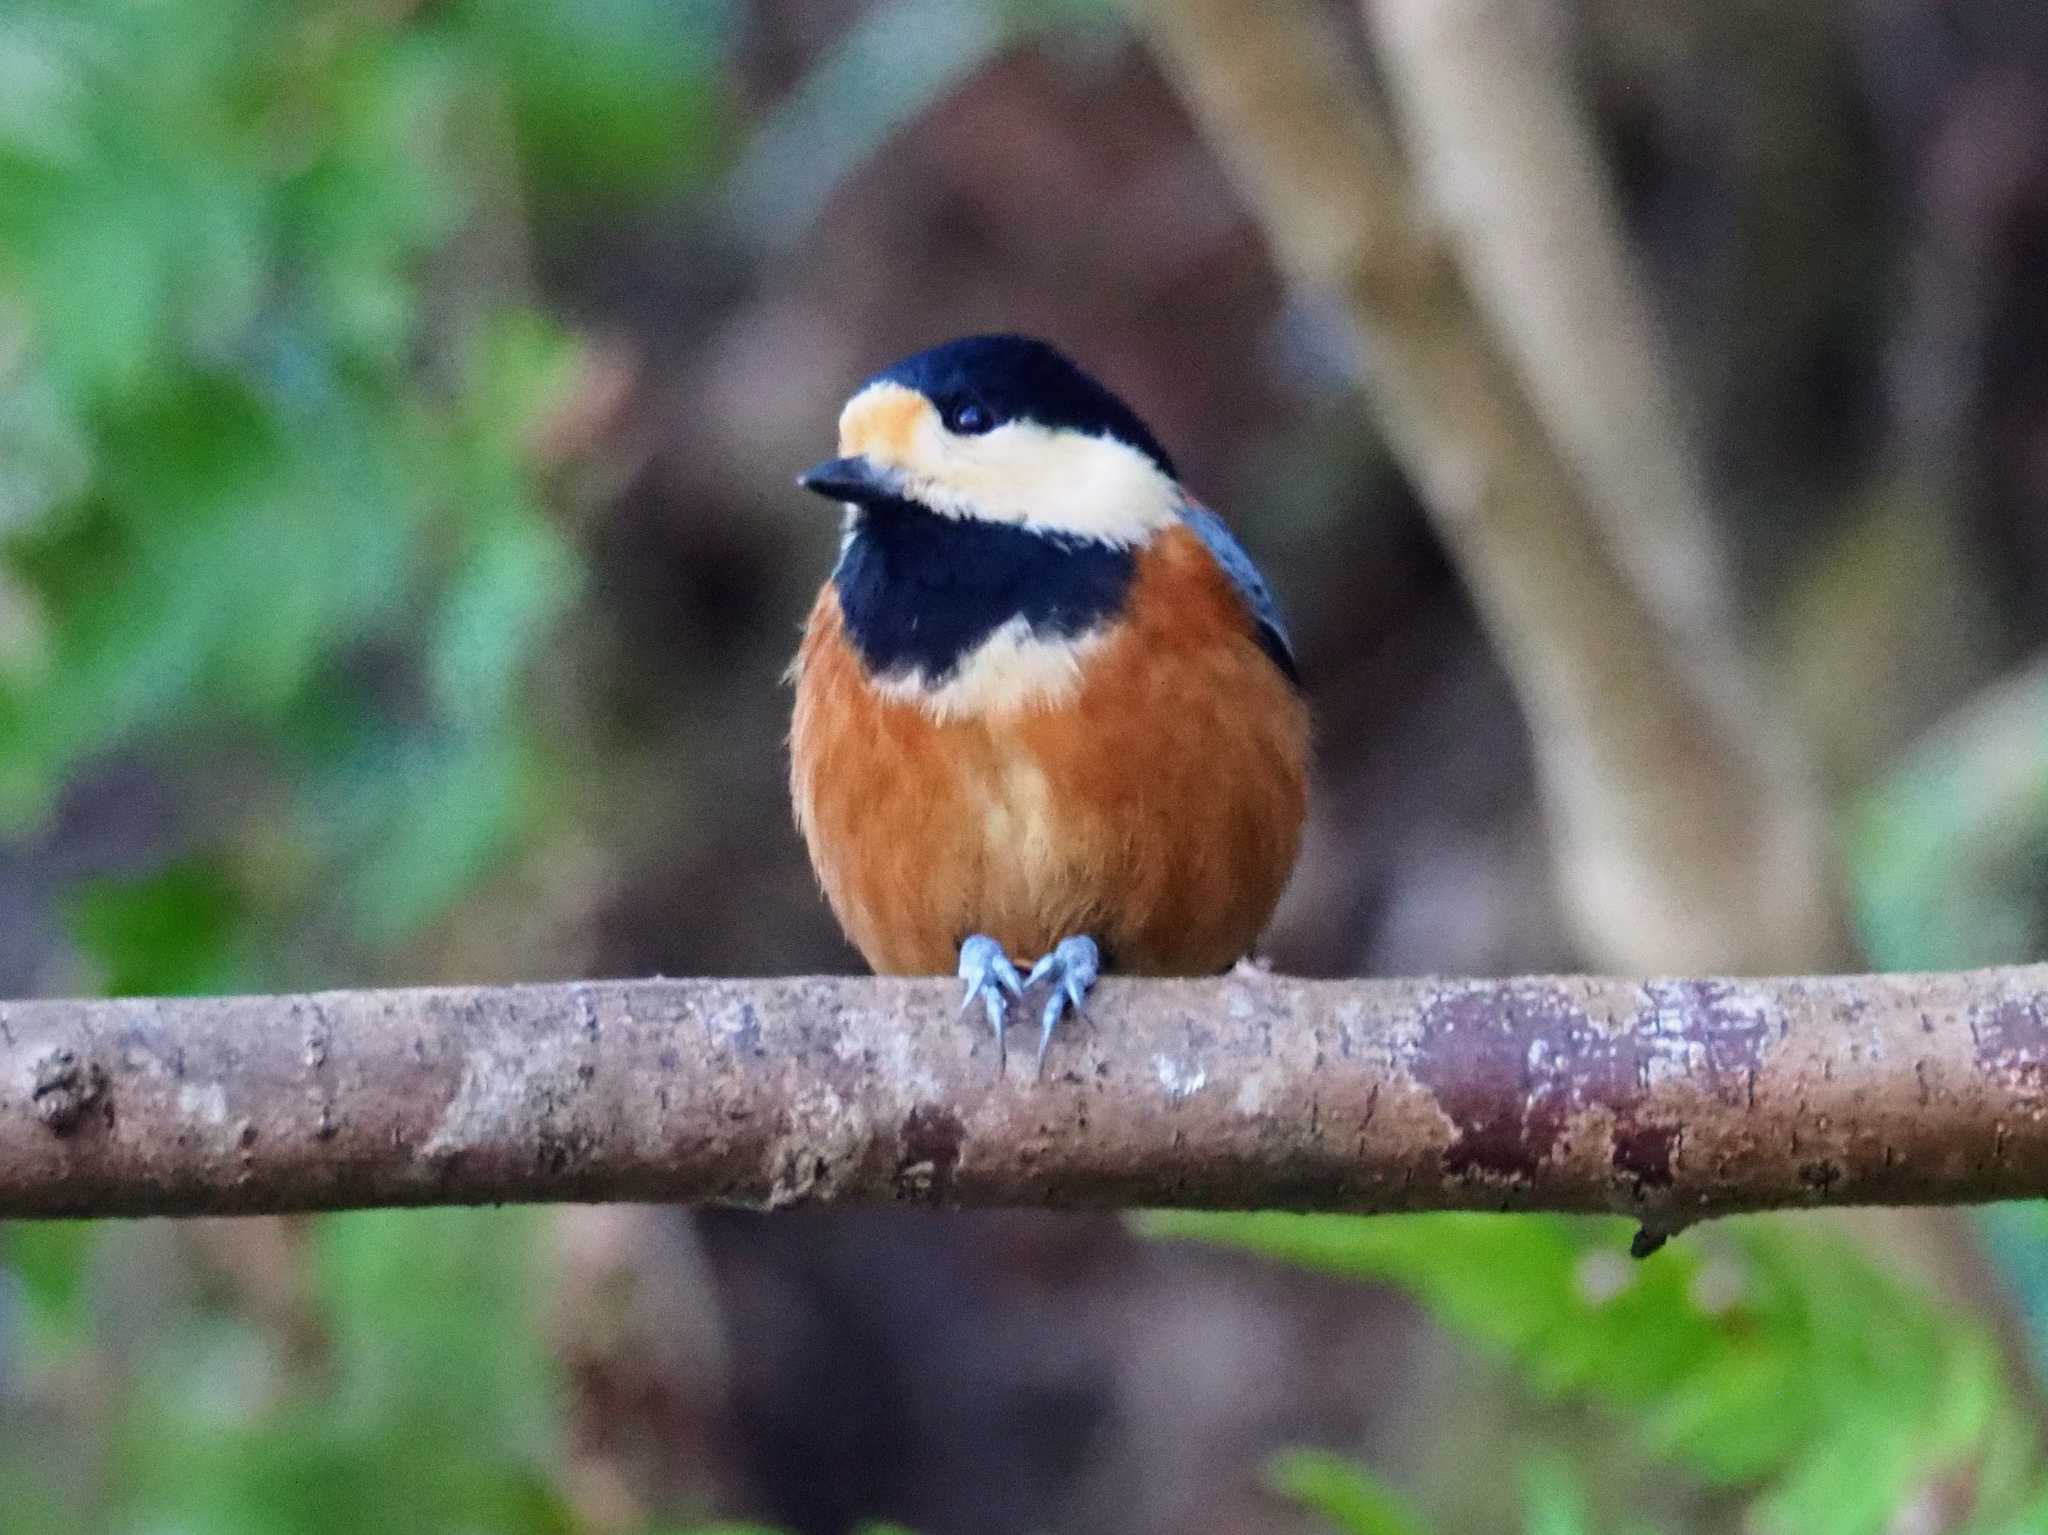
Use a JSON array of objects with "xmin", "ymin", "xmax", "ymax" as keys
[
  {"xmin": 1367, "ymin": 0, "xmax": 1732, "ymax": 642},
  {"xmin": 4, "ymin": 968, "xmax": 2046, "ymax": 1230},
  {"xmin": 1126, "ymin": 0, "xmax": 1849, "ymax": 975},
  {"xmin": 1126, "ymin": 0, "xmax": 2042, "ymax": 1428}
]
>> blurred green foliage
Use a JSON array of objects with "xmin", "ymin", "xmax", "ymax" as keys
[
  {"xmin": 1269, "ymin": 1446, "xmax": 1671, "ymax": 1535},
  {"xmin": 1167, "ymin": 595, "xmax": 2048, "ymax": 1535},
  {"xmin": 1267, "ymin": 1449, "xmax": 1432, "ymax": 1535},
  {"xmin": 1849, "ymin": 662, "xmax": 2048, "ymax": 1389},
  {"xmin": 66, "ymin": 856, "xmax": 252, "ymax": 995},
  {"xmin": 0, "ymin": 4, "xmax": 732, "ymax": 1532},
  {"xmin": 1160, "ymin": 1210, "xmax": 2047, "ymax": 1535},
  {"xmin": 3, "ymin": 1210, "xmax": 573, "ymax": 1535},
  {"xmin": 3, "ymin": 3, "xmax": 2046, "ymax": 1533},
  {"xmin": 1173, "ymin": 682, "xmax": 2048, "ymax": 1532},
  {"xmin": 1850, "ymin": 660, "xmax": 2048, "ymax": 976},
  {"xmin": 0, "ymin": 0, "xmax": 733, "ymax": 981}
]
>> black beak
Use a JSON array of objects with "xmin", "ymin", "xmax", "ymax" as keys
[{"xmin": 798, "ymin": 455, "xmax": 902, "ymax": 505}]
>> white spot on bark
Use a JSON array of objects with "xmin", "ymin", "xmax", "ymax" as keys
[
  {"xmin": 1234, "ymin": 1074, "xmax": 1268, "ymax": 1115},
  {"xmin": 424, "ymin": 1026, "xmax": 570, "ymax": 1158},
  {"xmin": 178, "ymin": 1082, "xmax": 227, "ymax": 1125},
  {"xmin": 765, "ymin": 1086, "xmax": 864, "ymax": 1208},
  {"xmin": 1154, "ymin": 1055, "xmax": 1207, "ymax": 1101},
  {"xmin": 1642, "ymin": 1038, "xmax": 1708, "ymax": 1088},
  {"xmin": 835, "ymin": 1027, "xmax": 939, "ymax": 1101}
]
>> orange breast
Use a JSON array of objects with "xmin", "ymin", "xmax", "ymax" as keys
[{"xmin": 789, "ymin": 525, "xmax": 1310, "ymax": 976}]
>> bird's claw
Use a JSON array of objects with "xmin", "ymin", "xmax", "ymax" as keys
[
  {"xmin": 1023, "ymin": 935, "xmax": 1100, "ymax": 1075},
  {"xmin": 957, "ymin": 934, "xmax": 1024, "ymax": 1064}
]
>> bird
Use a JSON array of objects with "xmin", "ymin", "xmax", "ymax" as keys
[{"xmin": 788, "ymin": 334, "xmax": 1310, "ymax": 1070}]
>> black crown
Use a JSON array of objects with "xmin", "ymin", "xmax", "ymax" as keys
[{"xmin": 869, "ymin": 334, "xmax": 1178, "ymax": 479}]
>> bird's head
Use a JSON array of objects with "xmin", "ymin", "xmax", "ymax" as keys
[
  {"xmin": 795, "ymin": 335, "xmax": 1192, "ymax": 711},
  {"xmin": 796, "ymin": 335, "xmax": 1297, "ymax": 712},
  {"xmin": 799, "ymin": 334, "xmax": 1181, "ymax": 544}
]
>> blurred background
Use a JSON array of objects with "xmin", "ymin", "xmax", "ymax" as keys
[{"xmin": 2, "ymin": 1, "xmax": 2047, "ymax": 1531}]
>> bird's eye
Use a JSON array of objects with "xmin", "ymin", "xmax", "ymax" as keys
[{"xmin": 942, "ymin": 398, "xmax": 995, "ymax": 435}]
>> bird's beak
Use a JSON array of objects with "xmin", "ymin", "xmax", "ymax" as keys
[{"xmin": 798, "ymin": 455, "xmax": 903, "ymax": 505}]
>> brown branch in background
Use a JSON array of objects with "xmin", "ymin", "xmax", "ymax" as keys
[
  {"xmin": 1126, "ymin": 0, "xmax": 1849, "ymax": 976},
  {"xmin": 3, "ymin": 969, "xmax": 2047, "ymax": 1234},
  {"xmin": 1369, "ymin": 0, "xmax": 1732, "ymax": 642},
  {"xmin": 1379, "ymin": 0, "xmax": 2041, "ymax": 1426},
  {"xmin": 1127, "ymin": 0, "xmax": 2035, "ymax": 1421}
]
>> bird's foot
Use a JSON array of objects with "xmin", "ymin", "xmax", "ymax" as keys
[
  {"xmin": 1023, "ymin": 934, "xmax": 1100, "ymax": 1075},
  {"xmin": 957, "ymin": 934, "xmax": 1024, "ymax": 1064}
]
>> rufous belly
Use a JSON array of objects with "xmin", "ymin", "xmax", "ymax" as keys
[{"xmin": 790, "ymin": 526, "xmax": 1310, "ymax": 975}]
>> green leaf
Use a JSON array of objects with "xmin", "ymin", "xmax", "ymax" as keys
[
  {"xmin": 111, "ymin": 1210, "xmax": 575, "ymax": 1535},
  {"xmin": 465, "ymin": 0, "xmax": 734, "ymax": 197},
  {"xmin": 1517, "ymin": 1455, "xmax": 1599, "ymax": 1535},
  {"xmin": 428, "ymin": 514, "xmax": 576, "ymax": 729},
  {"xmin": 1637, "ymin": 1349, "xmax": 1810, "ymax": 1482},
  {"xmin": 68, "ymin": 857, "xmax": 249, "ymax": 996},
  {"xmin": 5, "ymin": 1220, "xmax": 97, "ymax": 1347},
  {"xmin": 1151, "ymin": 1212, "xmax": 2047, "ymax": 1535},
  {"xmin": 1972, "ymin": 1485, "xmax": 2048, "ymax": 1535},
  {"xmin": 0, "ymin": 365, "xmax": 91, "ymax": 536},
  {"xmin": 1267, "ymin": 1448, "xmax": 1433, "ymax": 1535}
]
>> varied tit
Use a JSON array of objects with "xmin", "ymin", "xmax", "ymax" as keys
[{"xmin": 790, "ymin": 334, "xmax": 1309, "ymax": 1069}]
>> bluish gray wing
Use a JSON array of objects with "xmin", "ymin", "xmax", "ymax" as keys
[{"xmin": 1179, "ymin": 504, "xmax": 1299, "ymax": 686}]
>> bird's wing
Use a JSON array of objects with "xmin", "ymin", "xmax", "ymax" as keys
[{"xmin": 1178, "ymin": 502, "xmax": 1299, "ymax": 685}]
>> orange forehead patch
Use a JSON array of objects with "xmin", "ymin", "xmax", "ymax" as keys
[{"xmin": 838, "ymin": 383, "xmax": 933, "ymax": 463}]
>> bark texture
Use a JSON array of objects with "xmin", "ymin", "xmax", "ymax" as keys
[{"xmin": 2, "ymin": 968, "xmax": 2046, "ymax": 1227}]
